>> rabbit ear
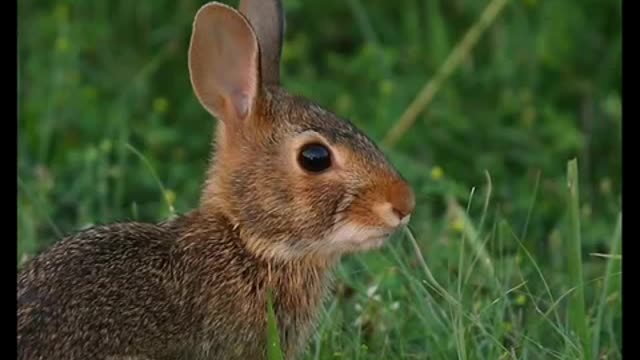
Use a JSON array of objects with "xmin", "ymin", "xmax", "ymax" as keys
[
  {"xmin": 189, "ymin": 2, "xmax": 260, "ymax": 123},
  {"xmin": 239, "ymin": 0, "xmax": 285, "ymax": 86}
]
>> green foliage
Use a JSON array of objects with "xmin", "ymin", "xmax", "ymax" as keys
[
  {"xmin": 18, "ymin": 0, "xmax": 621, "ymax": 358},
  {"xmin": 267, "ymin": 288, "xmax": 285, "ymax": 360}
]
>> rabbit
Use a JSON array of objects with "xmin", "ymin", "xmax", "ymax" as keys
[{"xmin": 17, "ymin": 0, "xmax": 415, "ymax": 359}]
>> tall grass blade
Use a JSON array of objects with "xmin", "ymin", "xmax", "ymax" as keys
[
  {"xmin": 592, "ymin": 212, "xmax": 621, "ymax": 357},
  {"xmin": 266, "ymin": 288, "xmax": 285, "ymax": 360},
  {"xmin": 566, "ymin": 158, "xmax": 592, "ymax": 359}
]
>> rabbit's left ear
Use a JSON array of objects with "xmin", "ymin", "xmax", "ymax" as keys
[{"xmin": 239, "ymin": 0, "xmax": 285, "ymax": 86}]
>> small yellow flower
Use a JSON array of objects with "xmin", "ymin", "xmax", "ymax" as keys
[
  {"xmin": 153, "ymin": 97, "xmax": 169, "ymax": 114},
  {"xmin": 515, "ymin": 294, "xmax": 527, "ymax": 306},
  {"xmin": 164, "ymin": 189, "xmax": 176, "ymax": 206},
  {"xmin": 431, "ymin": 166, "xmax": 444, "ymax": 181},
  {"xmin": 451, "ymin": 217, "xmax": 464, "ymax": 233}
]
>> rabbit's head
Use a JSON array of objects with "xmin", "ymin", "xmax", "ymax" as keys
[{"xmin": 189, "ymin": 1, "xmax": 415, "ymax": 261}]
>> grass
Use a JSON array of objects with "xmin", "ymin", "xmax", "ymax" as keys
[
  {"xmin": 566, "ymin": 159, "xmax": 591, "ymax": 360},
  {"xmin": 19, "ymin": 0, "xmax": 621, "ymax": 359},
  {"xmin": 267, "ymin": 288, "xmax": 285, "ymax": 360}
]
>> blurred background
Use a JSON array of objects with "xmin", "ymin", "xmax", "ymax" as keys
[{"xmin": 18, "ymin": 0, "xmax": 621, "ymax": 358}]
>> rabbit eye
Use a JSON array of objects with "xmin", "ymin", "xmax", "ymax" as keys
[{"xmin": 298, "ymin": 143, "xmax": 332, "ymax": 173}]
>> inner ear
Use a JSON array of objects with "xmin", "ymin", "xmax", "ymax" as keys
[{"xmin": 188, "ymin": 3, "xmax": 261, "ymax": 123}]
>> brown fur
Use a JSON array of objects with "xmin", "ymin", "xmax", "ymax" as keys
[
  {"xmin": 18, "ymin": 210, "xmax": 332, "ymax": 359},
  {"xmin": 17, "ymin": 1, "xmax": 415, "ymax": 359}
]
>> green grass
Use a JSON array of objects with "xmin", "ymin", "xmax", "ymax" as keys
[
  {"xmin": 19, "ymin": 0, "xmax": 621, "ymax": 358},
  {"xmin": 267, "ymin": 288, "xmax": 285, "ymax": 360},
  {"xmin": 566, "ymin": 159, "xmax": 591, "ymax": 360}
]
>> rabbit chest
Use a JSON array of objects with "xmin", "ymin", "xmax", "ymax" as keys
[{"xmin": 172, "ymin": 223, "xmax": 334, "ymax": 360}]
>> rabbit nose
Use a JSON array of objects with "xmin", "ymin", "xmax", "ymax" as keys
[{"xmin": 387, "ymin": 180, "xmax": 415, "ymax": 224}]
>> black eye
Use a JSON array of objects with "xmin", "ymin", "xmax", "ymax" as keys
[{"xmin": 298, "ymin": 143, "xmax": 332, "ymax": 173}]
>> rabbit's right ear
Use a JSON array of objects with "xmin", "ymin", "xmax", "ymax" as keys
[
  {"xmin": 189, "ymin": 3, "xmax": 259, "ymax": 124},
  {"xmin": 239, "ymin": 0, "xmax": 284, "ymax": 86}
]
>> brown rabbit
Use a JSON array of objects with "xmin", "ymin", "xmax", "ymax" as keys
[{"xmin": 17, "ymin": 1, "xmax": 415, "ymax": 359}]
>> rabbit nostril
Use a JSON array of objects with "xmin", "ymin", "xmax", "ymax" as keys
[
  {"xmin": 387, "ymin": 180, "xmax": 415, "ymax": 222},
  {"xmin": 392, "ymin": 206, "xmax": 409, "ymax": 220}
]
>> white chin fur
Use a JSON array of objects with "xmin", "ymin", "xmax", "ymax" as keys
[{"xmin": 325, "ymin": 223, "xmax": 393, "ymax": 254}]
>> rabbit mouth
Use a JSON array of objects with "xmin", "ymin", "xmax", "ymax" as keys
[
  {"xmin": 353, "ymin": 230, "xmax": 396, "ymax": 251},
  {"xmin": 371, "ymin": 231, "xmax": 396, "ymax": 242},
  {"xmin": 325, "ymin": 223, "xmax": 401, "ymax": 254}
]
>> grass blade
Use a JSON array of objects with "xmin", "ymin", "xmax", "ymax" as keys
[
  {"xmin": 383, "ymin": 0, "xmax": 511, "ymax": 146},
  {"xmin": 566, "ymin": 158, "xmax": 592, "ymax": 360},
  {"xmin": 266, "ymin": 288, "xmax": 285, "ymax": 360},
  {"xmin": 447, "ymin": 195, "xmax": 495, "ymax": 278},
  {"xmin": 592, "ymin": 212, "xmax": 621, "ymax": 357},
  {"xmin": 126, "ymin": 144, "xmax": 176, "ymax": 216}
]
